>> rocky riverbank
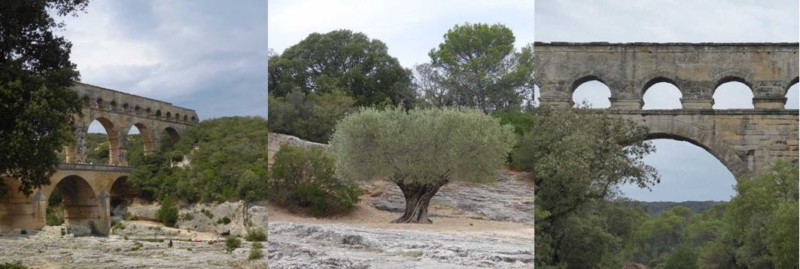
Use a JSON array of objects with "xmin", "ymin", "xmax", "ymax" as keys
[{"xmin": 0, "ymin": 201, "xmax": 269, "ymax": 269}]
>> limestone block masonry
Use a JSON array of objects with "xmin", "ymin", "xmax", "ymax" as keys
[{"xmin": 533, "ymin": 42, "xmax": 799, "ymax": 177}]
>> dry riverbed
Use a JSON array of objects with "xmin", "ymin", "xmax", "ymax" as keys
[{"xmin": 0, "ymin": 222, "xmax": 267, "ymax": 269}]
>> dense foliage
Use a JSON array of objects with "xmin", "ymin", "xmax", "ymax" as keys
[
  {"xmin": 268, "ymin": 29, "xmax": 414, "ymax": 108},
  {"xmin": 128, "ymin": 117, "xmax": 269, "ymax": 203},
  {"xmin": 544, "ymin": 161, "xmax": 798, "ymax": 269},
  {"xmin": 268, "ymin": 144, "xmax": 360, "ymax": 216},
  {"xmin": 514, "ymin": 108, "xmax": 659, "ymax": 268},
  {"xmin": 419, "ymin": 23, "xmax": 534, "ymax": 113},
  {"xmin": 267, "ymin": 90, "xmax": 355, "ymax": 143},
  {"xmin": 0, "ymin": 0, "xmax": 88, "ymax": 196},
  {"xmin": 329, "ymin": 107, "xmax": 515, "ymax": 223}
]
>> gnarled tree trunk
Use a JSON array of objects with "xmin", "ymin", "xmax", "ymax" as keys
[{"xmin": 391, "ymin": 181, "xmax": 445, "ymax": 224}]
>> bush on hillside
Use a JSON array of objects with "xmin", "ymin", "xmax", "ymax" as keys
[
  {"xmin": 269, "ymin": 144, "xmax": 360, "ymax": 216},
  {"xmin": 156, "ymin": 197, "xmax": 179, "ymax": 227}
]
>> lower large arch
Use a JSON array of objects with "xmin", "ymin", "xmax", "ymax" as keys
[
  {"xmin": 109, "ymin": 176, "xmax": 140, "ymax": 220},
  {"xmin": 47, "ymin": 175, "xmax": 104, "ymax": 235},
  {"xmin": 639, "ymin": 120, "xmax": 748, "ymax": 177}
]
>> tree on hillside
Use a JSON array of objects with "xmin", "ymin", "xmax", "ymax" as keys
[
  {"xmin": 268, "ymin": 30, "xmax": 414, "ymax": 108},
  {"xmin": 420, "ymin": 23, "xmax": 534, "ymax": 113},
  {"xmin": 0, "ymin": 0, "xmax": 88, "ymax": 196},
  {"xmin": 329, "ymin": 107, "xmax": 516, "ymax": 223},
  {"xmin": 513, "ymin": 108, "xmax": 659, "ymax": 267}
]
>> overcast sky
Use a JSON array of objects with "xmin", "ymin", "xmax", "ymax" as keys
[
  {"xmin": 269, "ymin": 0, "xmax": 534, "ymax": 71},
  {"xmin": 61, "ymin": 0, "xmax": 267, "ymax": 129},
  {"xmin": 536, "ymin": 0, "xmax": 799, "ymax": 202}
]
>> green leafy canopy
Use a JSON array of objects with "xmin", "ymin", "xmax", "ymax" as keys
[{"xmin": 329, "ymin": 106, "xmax": 516, "ymax": 185}]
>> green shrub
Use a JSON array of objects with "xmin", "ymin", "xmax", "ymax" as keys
[
  {"xmin": 248, "ymin": 242, "xmax": 263, "ymax": 260},
  {"xmin": 0, "ymin": 262, "xmax": 27, "ymax": 269},
  {"xmin": 45, "ymin": 205, "xmax": 64, "ymax": 226},
  {"xmin": 180, "ymin": 213, "xmax": 194, "ymax": 221},
  {"xmin": 216, "ymin": 216, "xmax": 231, "ymax": 225},
  {"xmin": 156, "ymin": 197, "xmax": 179, "ymax": 227},
  {"xmin": 111, "ymin": 221, "xmax": 125, "ymax": 231},
  {"xmin": 491, "ymin": 111, "xmax": 535, "ymax": 135},
  {"xmin": 200, "ymin": 209, "xmax": 214, "ymax": 219},
  {"xmin": 224, "ymin": 236, "xmax": 241, "ymax": 253},
  {"xmin": 269, "ymin": 145, "xmax": 360, "ymax": 216},
  {"xmin": 245, "ymin": 229, "xmax": 267, "ymax": 242}
]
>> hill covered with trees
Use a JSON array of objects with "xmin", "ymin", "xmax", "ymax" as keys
[{"xmin": 127, "ymin": 116, "xmax": 269, "ymax": 203}]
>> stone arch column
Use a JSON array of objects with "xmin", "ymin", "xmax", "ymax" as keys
[
  {"xmin": 680, "ymin": 80, "xmax": 715, "ymax": 109},
  {"xmin": 96, "ymin": 190, "xmax": 111, "ymax": 236},
  {"xmin": 752, "ymin": 80, "xmax": 787, "ymax": 109},
  {"xmin": 608, "ymin": 79, "xmax": 641, "ymax": 110},
  {"xmin": 537, "ymin": 80, "xmax": 573, "ymax": 108},
  {"xmin": 65, "ymin": 120, "xmax": 88, "ymax": 163}
]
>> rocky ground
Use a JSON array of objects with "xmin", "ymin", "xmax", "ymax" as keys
[
  {"xmin": 267, "ymin": 133, "xmax": 535, "ymax": 268},
  {"xmin": 0, "ymin": 202, "xmax": 270, "ymax": 269}
]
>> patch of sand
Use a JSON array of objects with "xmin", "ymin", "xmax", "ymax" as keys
[{"xmin": 268, "ymin": 193, "xmax": 533, "ymax": 240}]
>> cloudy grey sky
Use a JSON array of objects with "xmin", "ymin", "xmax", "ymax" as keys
[
  {"xmin": 61, "ymin": 0, "xmax": 267, "ymax": 126},
  {"xmin": 269, "ymin": 0, "xmax": 534, "ymax": 72},
  {"xmin": 536, "ymin": 0, "xmax": 799, "ymax": 202}
]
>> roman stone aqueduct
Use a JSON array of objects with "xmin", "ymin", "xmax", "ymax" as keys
[
  {"xmin": 1, "ymin": 82, "xmax": 198, "ymax": 235},
  {"xmin": 534, "ymin": 42, "xmax": 799, "ymax": 176}
]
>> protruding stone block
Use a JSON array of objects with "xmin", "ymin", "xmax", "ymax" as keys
[
  {"xmin": 610, "ymin": 98, "xmax": 643, "ymax": 110},
  {"xmin": 539, "ymin": 97, "xmax": 573, "ymax": 109},
  {"xmin": 681, "ymin": 98, "xmax": 713, "ymax": 109},
  {"xmin": 753, "ymin": 97, "xmax": 786, "ymax": 110}
]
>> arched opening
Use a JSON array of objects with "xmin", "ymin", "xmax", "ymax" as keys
[
  {"xmin": 642, "ymin": 79, "xmax": 682, "ymax": 110},
  {"xmin": 713, "ymin": 78, "xmax": 754, "ymax": 109},
  {"xmin": 571, "ymin": 76, "xmax": 611, "ymax": 108},
  {"xmin": 126, "ymin": 123, "xmax": 154, "ymax": 166},
  {"xmin": 86, "ymin": 118, "xmax": 119, "ymax": 165},
  {"xmin": 620, "ymin": 138, "xmax": 736, "ymax": 202},
  {"xmin": 532, "ymin": 84, "xmax": 541, "ymax": 108},
  {"xmin": 786, "ymin": 79, "xmax": 798, "ymax": 109},
  {"xmin": 96, "ymin": 98, "xmax": 105, "ymax": 109},
  {"xmin": 46, "ymin": 176, "xmax": 100, "ymax": 235},
  {"xmin": 109, "ymin": 176, "xmax": 140, "ymax": 221},
  {"xmin": 163, "ymin": 127, "xmax": 181, "ymax": 145}
]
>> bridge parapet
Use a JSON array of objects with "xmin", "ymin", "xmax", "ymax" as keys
[
  {"xmin": 57, "ymin": 163, "xmax": 134, "ymax": 173},
  {"xmin": 533, "ymin": 42, "xmax": 799, "ymax": 110}
]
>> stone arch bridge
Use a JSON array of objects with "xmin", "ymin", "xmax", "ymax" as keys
[
  {"xmin": 533, "ymin": 42, "xmax": 798, "ymax": 176},
  {"xmin": 1, "ymin": 82, "xmax": 198, "ymax": 235}
]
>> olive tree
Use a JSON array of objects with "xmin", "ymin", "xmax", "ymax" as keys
[{"xmin": 329, "ymin": 107, "xmax": 516, "ymax": 223}]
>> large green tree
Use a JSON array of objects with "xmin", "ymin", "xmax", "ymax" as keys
[
  {"xmin": 0, "ymin": 0, "xmax": 87, "ymax": 196},
  {"xmin": 421, "ymin": 23, "xmax": 534, "ymax": 113},
  {"xmin": 513, "ymin": 108, "xmax": 659, "ymax": 267},
  {"xmin": 723, "ymin": 160, "xmax": 798, "ymax": 268},
  {"xmin": 329, "ymin": 107, "xmax": 515, "ymax": 223},
  {"xmin": 268, "ymin": 30, "xmax": 414, "ymax": 108}
]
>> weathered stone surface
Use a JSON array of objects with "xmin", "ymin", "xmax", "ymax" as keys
[
  {"xmin": 268, "ymin": 222, "xmax": 534, "ymax": 269},
  {"xmin": 534, "ymin": 43, "xmax": 798, "ymax": 109}
]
